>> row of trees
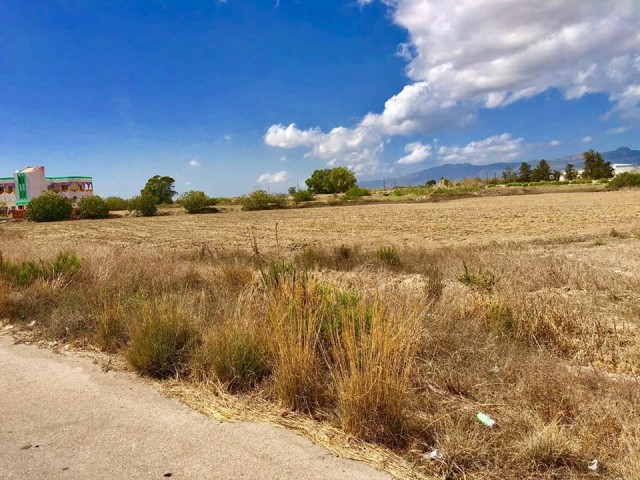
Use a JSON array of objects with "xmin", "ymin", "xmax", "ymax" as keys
[{"xmin": 502, "ymin": 150, "xmax": 615, "ymax": 183}]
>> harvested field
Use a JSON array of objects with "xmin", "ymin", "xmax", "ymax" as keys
[{"xmin": 4, "ymin": 189, "xmax": 640, "ymax": 252}]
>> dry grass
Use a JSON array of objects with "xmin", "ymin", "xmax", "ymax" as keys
[{"xmin": 1, "ymin": 190, "xmax": 640, "ymax": 479}]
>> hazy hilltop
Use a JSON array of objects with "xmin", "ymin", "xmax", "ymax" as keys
[{"xmin": 361, "ymin": 147, "xmax": 640, "ymax": 188}]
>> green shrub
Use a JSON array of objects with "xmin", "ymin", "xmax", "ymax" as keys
[
  {"xmin": 240, "ymin": 190, "xmax": 288, "ymax": 211},
  {"xmin": 179, "ymin": 190, "xmax": 209, "ymax": 214},
  {"xmin": 26, "ymin": 193, "xmax": 72, "ymax": 222},
  {"xmin": 608, "ymin": 172, "xmax": 640, "ymax": 190},
  {"xmin": 393, "ymin": 186, "xmax": 428, "ymax": 196},
  {"xmin": 129, "ymin": 193, "xmax": 158, "ymax": 217},
  {"xmin": 104, "ymin": 196, "xmax": 130, "ymax": 211},
  {"xmin": 344, "ymin": 186, "xmax": 371, "ymax": 198},
  {"xmin": 76, "ymin": 195, "xmax": 109, "ymax": 219},
  {"xmin": 0, "ymin": 251, "xmax": 80, "ymax": 286},
  {"xmin": 292, "ymin": 189, "xmax": 315, "ymax": 204},
  {"xmin": 127, "ymin": 303, "xmax": 199, "ymax": 378}
]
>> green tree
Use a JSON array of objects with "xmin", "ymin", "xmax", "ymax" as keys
[
  {"xmin": 305, "ymin": 167, "xmax": 357, "ymax": 194},
  {"xmin": 564, "ymin": 163, "xmax": 577, "ymax": 181},
  {"xmin": 179, "ymin": 190, "xmax": 210, "ymax": 214},
  {"xmin": 502, "ymin": 166, "xmax": 517, "ymax": 183},
  {"xmin": 582, "ymin": 150, "xmax": 614, "ymax": 180},
  {"xmin": 76, "ymin": 195, "xmax": 109, "ymax": 219},
  {"xmin": 26, "ymin": 193, "xmax": 72, "ymax": 222},
  {"xmin": 518, "ymin": 162, "xmax": 532, "ymax": 182},
  {"xmin": 130, "ymin": 193, "xmax": 158, "ymax": 217},
  {"xmin": 531, "ymin": 160, "xmax": 552, "ymax": 182},
  {"xmin": 288, "ymin": 186, "xmax": 297, "ymax": 195},
  {"xmin": 141, "ymin": 175, "xmax": 177, "ymax": 204}
]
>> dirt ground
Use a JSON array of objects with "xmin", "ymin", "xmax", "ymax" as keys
[{"xmin": 4, "ymin": 190, "xmax": 640, "ymax": 252}]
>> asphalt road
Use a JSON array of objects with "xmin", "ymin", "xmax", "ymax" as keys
[{"xmin": 0, "ymin": 335, "xmax": 390, "ymax": 480}]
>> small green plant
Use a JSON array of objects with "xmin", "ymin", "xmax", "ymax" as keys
[
  {"xmin": 26, "ymin": 192, "xmax": 72, "ymax": 222},
  {"xmin": 375, "ymin": 246, "xmax": 402, "ymax": 269},
  {"xmin": 487, "ymin": 302, "xmax": 514, "ymax": 335},
  {"xmin": 51, "ymin": 251, "xmax": 81, "ymax": 277},
  {"xmin": 259, "ymin": 260, "xmax": 300, "ymax": 289},
  {"xmin": 458, "ymin": 261, "xmax": 497, "ymax": 291},
  {"xmin": 129, "ymin": 193, "xmax": 158, "ymax": 216},
  {"xmin": 592, "ymin": 239, "xmax": 605, "ymax": 247},
  {"xmin": 76, "ymin": 195, "xmax": 109, "ymax": 219},
  {"xmin": 344, "ymin": 186, "xmax": 371, "ymax": 198}
]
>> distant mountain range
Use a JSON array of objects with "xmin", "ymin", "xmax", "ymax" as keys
[{"xmin": 360, "ymin": 147, "xmax": 640, "ymax": 188}]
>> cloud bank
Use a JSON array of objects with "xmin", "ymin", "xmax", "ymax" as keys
[{"xmin": 265, "ymin": 1, "xmax": 640, "ymax": 173}]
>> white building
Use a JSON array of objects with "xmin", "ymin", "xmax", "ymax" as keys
[{"xmin": 0, "ymin": 166, "xmax": 93, "ymax": 215}]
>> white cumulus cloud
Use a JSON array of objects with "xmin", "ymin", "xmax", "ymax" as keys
[
  {"xmin": 397, "ymin": 142, "xmax": 432, "ymax": 165},
  {"xmin": 189, "ymin": 158, "xmax": 200, "ymax": 167},
  {"xmin": 582, "ymin": 135, "xmax": 593, "ymax": 143},
  {"xmin": 550, "ymin": 140, "xmax": 562, "ymax": 147},
  {"xmin": 437, "ymin": 134, "xmax": 524, "ymax": 165},
  {"xmin": 257, "ymin": 171, "xmax": 290, "ymax": 184},
  {"xmin": 265, "ymin": 1, "xmax": 640, "ymax": 174}
]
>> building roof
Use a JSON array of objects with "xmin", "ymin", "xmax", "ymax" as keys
[{"xmin": 46, "ymin": 176, "xmax": 93, "ymax": 180}]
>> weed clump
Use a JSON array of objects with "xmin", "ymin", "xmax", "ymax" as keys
[
  {"xmin": 458, "ymin": 261, "xmax": 497, "ymax": 291},
  {"xmin": 375, "ymin": 246, "xmax": 402, "ymax": 269}
]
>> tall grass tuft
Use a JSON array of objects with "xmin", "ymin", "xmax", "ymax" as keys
[
  {"xmin": 330, "ymin": 297, "xmax": 422, "ymax": 444},
  {"xmin": 193, "ymin": 321, "xmax": 270, "ymax": 392},
  {"xmin": 267, "ymin": 272, "xmax": 329, "ymax": 412},
  {"xmin": 127, "ymin": 301, "xmax": 200, "ymax": 378}
]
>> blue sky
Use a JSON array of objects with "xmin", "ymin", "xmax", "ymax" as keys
[{"xmin": 1, "ymin": 1, "xmax": 638, "ymax": 197}]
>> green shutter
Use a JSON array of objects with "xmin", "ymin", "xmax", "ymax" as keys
[{"xmin": 16, "ymin": 173, "xmax": 29, "ymax": 205}]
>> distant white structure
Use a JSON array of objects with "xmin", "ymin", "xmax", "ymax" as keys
[
  {"xmin": 612, "ymin": 163, "xmax": 638, "ymax": 175},
  {"xmin": 559, "ymin": 163, "xmax": 639, "ymax": 181},
  {"xmin": 0, "ymin": 166, "xmax": 93, "ymax": 215}
]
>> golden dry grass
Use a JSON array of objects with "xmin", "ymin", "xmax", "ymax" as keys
[{"xmin": 1, "ymin": 189, "xmax": 640, "ymax": 479}]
